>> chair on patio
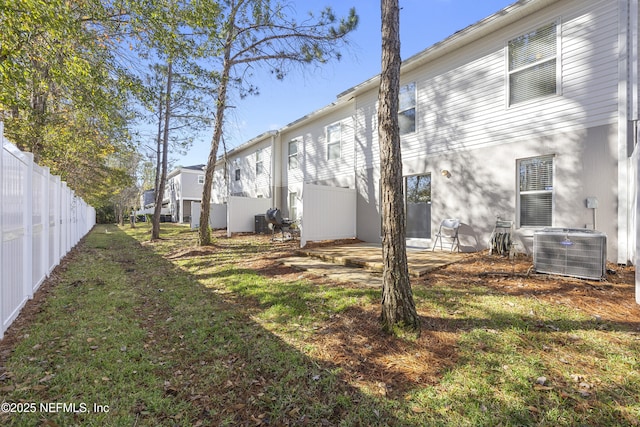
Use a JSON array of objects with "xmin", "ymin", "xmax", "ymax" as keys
[{"xmin": 432, "ymin": 218, "xmax": 460, "ymax": 252}]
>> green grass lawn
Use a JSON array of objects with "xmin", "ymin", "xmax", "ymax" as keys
[{"xmin": 0, "ymin": 223, "xmax": 638, "ymax": 426}]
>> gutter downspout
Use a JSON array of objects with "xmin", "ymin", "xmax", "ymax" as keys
[
  {"xmin": 270, "ymin": 131, "xmax": 281, "ymax": 209},
  {"xmin": 631, "ymin": 0, "xmax": 640, "ymax": 305},
  {"xmin": 618, "ymin": 0, "xmax": 631, "ymax": 265}
]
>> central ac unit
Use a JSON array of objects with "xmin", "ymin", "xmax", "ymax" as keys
[{"xmin": 533, "ymin": 228, "xmax": 607, "ymax": 280}]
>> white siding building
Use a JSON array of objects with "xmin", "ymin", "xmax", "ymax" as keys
[
  {"xmin": 163, "ymin": 165, "xmax": 206, "ymax": 223},
  {"xmin": 207, "ymin": 0, "xmax": 639, "ymax": 263},
  {"xmin": 350, "ymin": 0, "xmax": 633, "ymax": 263}
]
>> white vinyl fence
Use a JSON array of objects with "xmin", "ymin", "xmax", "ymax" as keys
[
  {"xmin": 227, "ymin": 196, "xmax": 272, "ymax": 237},
  {"xmin": 1, "ymin": 127, "xmax": 95, "ymax": 339},
  {"xmin": 190, "ymin": 202, "xmax": 228, "ymax": 230},
  {"xmin": 633, "ymin": 143, "xmax": 640, "ymax": 305},
  {"xmin": 300, "ymin": 183, "xmax": 357, "ymax": 247}
]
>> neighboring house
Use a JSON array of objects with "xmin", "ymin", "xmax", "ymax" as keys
[
  {"xmin": 209, "ymin": 0, "xmax": 639, "ymax": 264},
  {"xmin": 162, "ymin": 165, "xmax": 206, "ymax": 223},
  {"xmin": 138, "ymin": 189, "xmax": 155, "ymax": 215}
]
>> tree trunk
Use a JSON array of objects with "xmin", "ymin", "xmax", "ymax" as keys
[
  {"xmin": 155, "ymin": 92, "xmax": 164, "ymax": 202},
  {"xmin": 378, "ymin": 0, "xmax": 419, "ymax": 333},
  {"xmin": 199, "ymin": 8, "xmax": 236, "ymax": 246},
  {"xmin": 151, "ymin": 61, "xmax": 173, "ymax": 240}
]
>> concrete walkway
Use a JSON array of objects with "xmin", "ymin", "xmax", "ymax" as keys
[{"xmin": 280, "ymin": 242, "xmax": 466, "ymax": 287}]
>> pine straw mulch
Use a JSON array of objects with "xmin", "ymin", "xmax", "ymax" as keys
[
  {"xmin": 236, "ymin": 237, "xmax": 640, "ymax": 397},
  {"xmin": 2, "ymin": 232, "xmax": 640, "ymax": 402}
]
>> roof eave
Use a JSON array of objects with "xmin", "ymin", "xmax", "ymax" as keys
[{"xmin": 337, "ymin": 0, "xmax": 550, "ymax": 99}]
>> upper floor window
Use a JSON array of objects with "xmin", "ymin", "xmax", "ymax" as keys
[
  {"xmin": 234, "ymin": 168, "xmax": 240, "ymax": 181},
  {"xmin": 327, "ymin": 123, "xmax": 341, "ymax": 161},
  {"xmin": 198, "ymin": 175, "xmax": 205, "ymax": 184},
  {"xmin": 508, "ymin": 23, "xmax": 558, "ymax": 105},
  {"xmin": 288, "ymin": 140, "xmax": 299, "ymax": 170},
  {"xmin": 399, "ymin": 82, "xmax": 416, "ymax": 135},
  {"xmin": 518, "ymin": 155, "xmax": 554, "ymax": 227},
  {"xmin": 255, "ymin": 149, "xmax": 264, "ymax": 175}
]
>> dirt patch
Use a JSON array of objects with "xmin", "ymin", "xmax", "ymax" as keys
[
  {"xmin": 165, "ymin": 246, "xmax": 221, "ymax": 260},
  {"xmin": 311, "ymin": 305, "xmax": 459, "ymax": 397}
]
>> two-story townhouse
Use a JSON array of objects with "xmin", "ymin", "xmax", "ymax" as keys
[
  {"xmin": 162, "ymin": 165, "xmax": 206, "ymax": 223},
  {"xmin": 137, "ymin": 189, "xmax": 156, "ymax": 216},
  {"xmin": 207, "ymin": 0, "xmax": 639, "ymax": 264},
  {"xmin": 349, "ymin": 0, "xmax": 638, "ymax": 263}
]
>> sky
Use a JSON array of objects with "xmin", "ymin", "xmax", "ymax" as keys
[{"xmin": 174, "ymin": 0, "xmax": 517, "ymax": 167}]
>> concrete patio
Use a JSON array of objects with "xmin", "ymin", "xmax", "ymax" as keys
[{"xmin": 280, "ymin": 242, "xmax": 467, "ymax": 287}]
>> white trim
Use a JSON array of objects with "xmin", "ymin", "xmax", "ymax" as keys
[{"xmin": 618, "ymin": 0, "xmax": 630, "ymax": 264}]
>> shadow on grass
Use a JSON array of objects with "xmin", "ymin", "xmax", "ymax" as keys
[
  {"xmin": 0, "ymin": 226, "xmax": 400, "ymax": 426},
  {"xmin": 9, "ymin": 224, "xmax": 635, "ymax": 426}
]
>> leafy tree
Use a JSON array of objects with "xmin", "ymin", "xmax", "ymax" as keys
[
  {"xmin": 196, "ymin": 0, "xmax": 359, "ymax": 245},
  {"xmin": 378, "ymin": 0, "xmax": 419, "ymax": 332},
  {"xmin": 0, "ymin": 0, "xmax": 135, "ymax": 209},
  {"xmin": 122, "ymin": 0, "xmax": 218, "ymax": 239}
]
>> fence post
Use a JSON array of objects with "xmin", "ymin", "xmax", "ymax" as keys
[
  {"xmin": 23, "ymin": 152, "xmax": 33, "ymax": 300},
  {"xmin": 42, "ymin": 166, "xmax": 50, "ymax": 283},
  {"xmin": 50, "ymin": 175, "xmax": 60, "ymax": 273},
  {"xmin": 60, "ymin": 182, "xmax": 68, "ymax": 256}
]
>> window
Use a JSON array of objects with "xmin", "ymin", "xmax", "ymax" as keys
[
  {"xmin": 255, "ymin": 149, "xmax": 264, "ymax": 175},
  {"xmin": 327, "ymin": 123, "xmax": 341, "ymax": 160},
  {"xmin": 198, "ymin": 175, "xmax": 205, "ymax": 184},
  {"xmin": 508, "ymin": 23, "xmax": 557, "ymax": 105},
  {"xmin": 288, "ymin": 140, "xmax": 299, "ymax": 170},
  {"xmin": 518, "ymin": 155, "xmax": 553, "ymax": 227},
  {"xmin": 288, "ymin": 192, "xmax": 298, "ymax": 221},
  {"xmin": 399, "ymin": 82, "xmax": 416, "ymax": 135},
  {"xmin": 235, "ymin": 168, "xmax": 240, "ymax": 181}
]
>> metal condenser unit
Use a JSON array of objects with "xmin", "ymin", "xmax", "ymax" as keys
[{"xmin": 533, "ymin": 228, "xmax": 607, "ymax": 280}]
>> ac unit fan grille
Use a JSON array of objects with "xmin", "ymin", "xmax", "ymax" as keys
[{"xmin": 533, "ymin": 229, "xmax": 606, "ymax": 280}]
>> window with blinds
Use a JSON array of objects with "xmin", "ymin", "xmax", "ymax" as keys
[
  {"xmin": 508, "ymin": 23, "xmax": 557, "ymax": 105},
  {"xmin": 518, "ymin": 155, "xmax": 553, "ymax": 227}
]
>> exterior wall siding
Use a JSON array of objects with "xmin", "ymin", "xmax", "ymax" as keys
[
  {"xmin": 199, "ymin": 0, "xmax": 633, "ymax": 261},
  {"xmin": 352, "ymin": 0, "xmax": 623, "ymax": 260},
  {"xmin": 211, "ymin": 164, "xmax": 228, "ymax": 204},
  {"xmin": 279, "ymin": 102, "xmax": 356, "ymax": 219},
  {"xmin": 354, "ymin": 0, "xmax": 619, "ymax": 165},
  {"xmin": 227, "ymin": 138, "xmax": 272, "ymax": 199}
]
